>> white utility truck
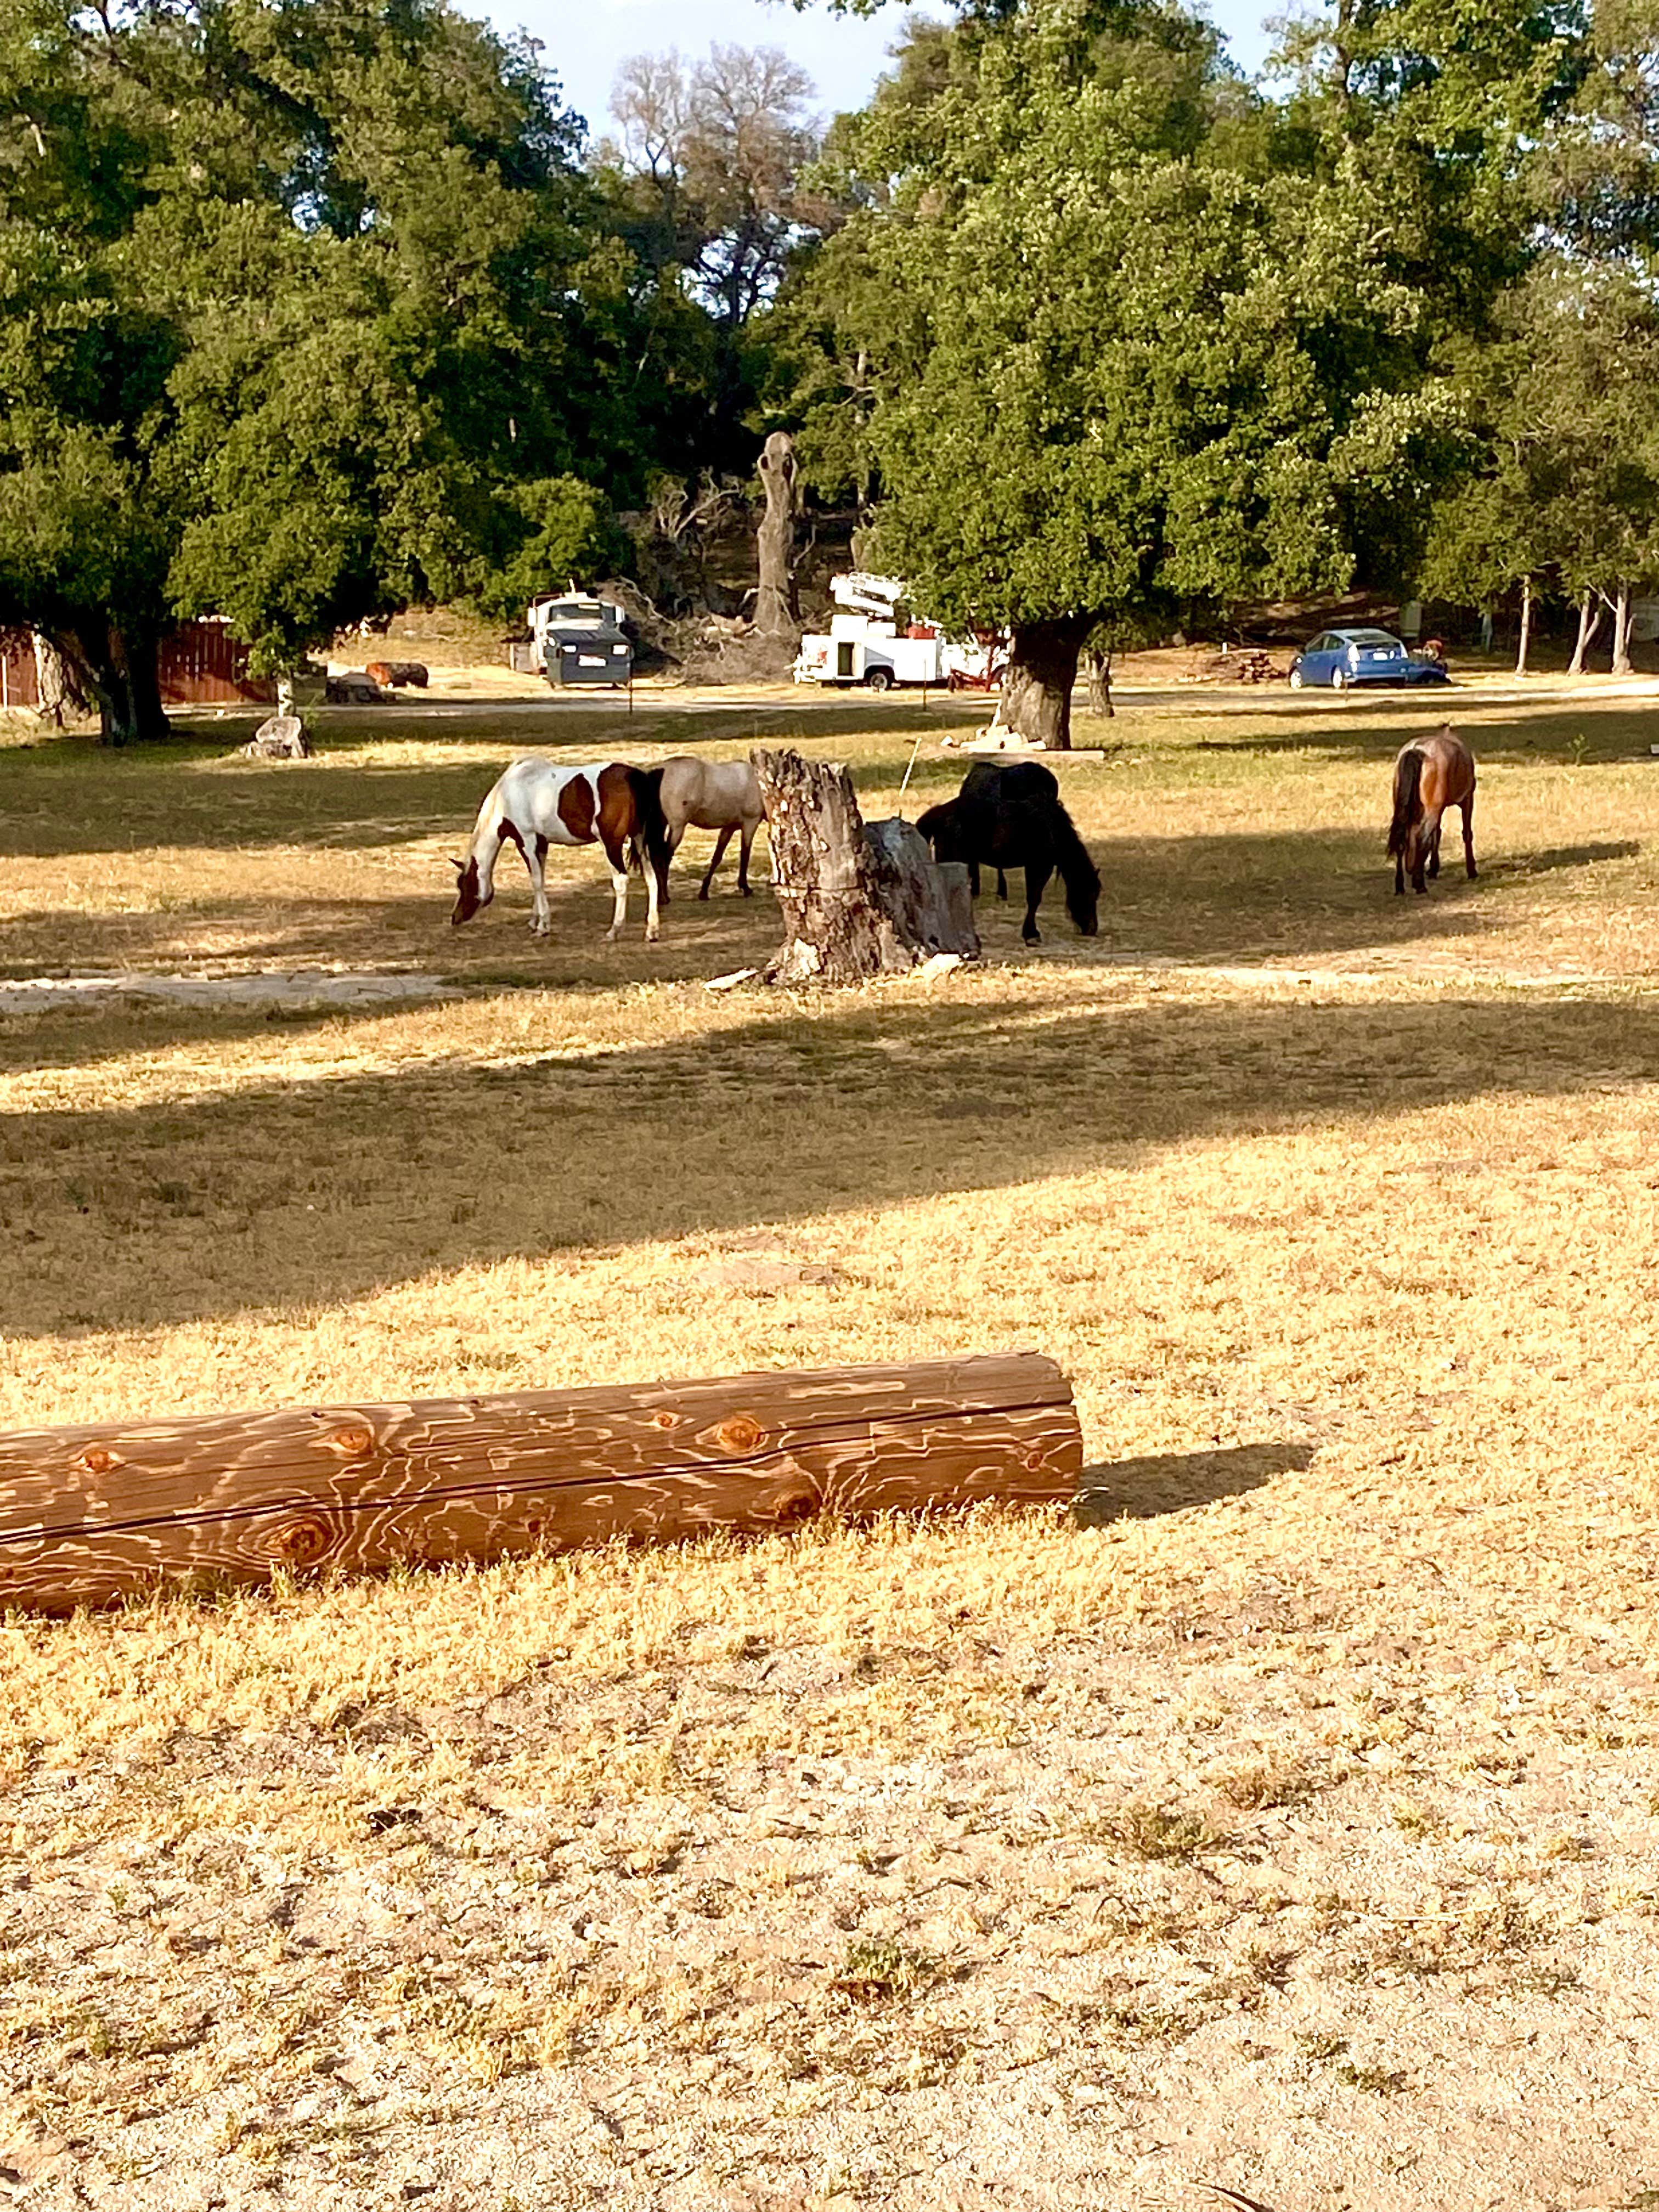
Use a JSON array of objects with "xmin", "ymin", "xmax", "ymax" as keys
[
  {"xmin": 527, "ymin": 591, "xmax": 633, "ymax": 687},
  {"xmin": 793, "ymin": 574, "xmax": 997, "ymax": 691}
]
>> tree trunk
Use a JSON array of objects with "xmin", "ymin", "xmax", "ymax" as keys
[
  {"xmin": 1567, "ymin": 590, "xmax": 1602, "ymax": 678},
  {"xmin": 32, "ymin": 634, "xmax": 89, "ymax": 726},
  {"xmin": 1514, "ymin": 573, "xmax": 1533, "ymax": 678},
  {"xmin": 1611, "ymin": 582, "xmax": 1634, "ymax": 676},
  {"xmin": 998, "ymin": 615, "xmax": 1094, "ymax": 749},
  {"xmin": 67, "ymin": 620, "xmax": 171, "ymax": 744},
  {"xmin": 752, "ymin": 746, "xmax": 977, "ymax": 986},
  {"xmin": 754, "ymin": 430, "xmax": 799, "ymax": 640},
  {"xmin": 1084, "ymin": 646, "xmax": 1114, "ymax": 719}
]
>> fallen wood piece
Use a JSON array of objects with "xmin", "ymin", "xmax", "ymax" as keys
[{"xmin": 0, "ymin": 1353, "xmax": 1082, "ymax": 1615}]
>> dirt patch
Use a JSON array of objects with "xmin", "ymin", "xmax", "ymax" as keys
[{"xmin": 0, "ymin": 969, "xmax": 462, "ymax": 1014}]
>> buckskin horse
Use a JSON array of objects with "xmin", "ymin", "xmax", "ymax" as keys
[
  {"xmin": 450, "ymin": 758, "xmax": 670, "ymax": 941},
  {"xmin": 917, "ymin": 761, "xmax": 1101, "ymax": 944},
  {"xmin": 1388, "ymin": 725, "xmax": 1477, "ymax": 895},
  {"xmin": 657, "ymin": 755, "xmax": 764, "ymax": 900}
]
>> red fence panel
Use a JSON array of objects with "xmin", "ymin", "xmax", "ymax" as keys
[
  {"xmin": 157, "ymin": 619, "xmax": 275, "ymax": 706},
  {"xmin": 0, "ymin": 632, "xmax": 40, "ymax": 710}
]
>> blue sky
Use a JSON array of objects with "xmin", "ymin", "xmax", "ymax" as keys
[{"xmin": 497, "ymin": 1, "xmax": 1280, "ymax": 144}]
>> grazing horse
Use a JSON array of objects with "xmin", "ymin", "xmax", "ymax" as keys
[
  {"xmin": 658, "ymin": 755, "xmax": 764, "ymax": 900},
  {"xmin": 1388, "ymin": 725, "xmax": 1477, "ymax": 896},
  {"xmin": 917, "ymin": 764, "xmax": 1101, "ymax": 944},
  {"xmin": 960, "ymin": 761, "xmax": 1059, "ymax": 901},
  {"xmin": 450, "ymin": 758, "xmax": 669, "ymax": 941}
]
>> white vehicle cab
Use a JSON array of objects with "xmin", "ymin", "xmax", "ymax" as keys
[
  {"xmin": 528, "ymin": 592, "xmax": 633, "ymax": 687},
  {"xmin": 794, "ymin": 574, "xmax": 995, "ymax": 691}
]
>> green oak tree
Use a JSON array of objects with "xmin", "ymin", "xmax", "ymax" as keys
[
  {"xmin": 0, "ymin": 0, "xmax": 707, "ymax": 732},
  {"xmin": 781, "ymin": 0, "xmax": 1413, "ymax": 745}
]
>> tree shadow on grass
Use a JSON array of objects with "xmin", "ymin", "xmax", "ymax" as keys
[
  {"xmin": 7, "ymin": 985, "xmax": 1658, "ymax": 1339},
  {"xmin": 1185, "ymin": 701, "xmax": 1659, "ymax": 767},
  {"xmin": 1075, "ymin": 1441, "xmax": 1316, "ymax": 1525},
  {"xmin": 3, "ymin": 814, "xmax": 1521, "ymax": 989}
]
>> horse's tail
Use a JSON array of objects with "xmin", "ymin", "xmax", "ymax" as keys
[
  {"xmin": 1387, "ymin": 747, "xmax": 1423, "ymax": 858},
  {"xmin": 625, "ymin": 764, "xmax": 669, "ymax": 881},
  {"xmin": 1047, "ymin": 799, "xmax": 1102, "ymax": 935}
]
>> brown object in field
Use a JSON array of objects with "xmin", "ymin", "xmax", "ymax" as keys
[
  {"xmin": 0, "ymin": 1353, "xmax": 1082, "ymax": 1616},
  {"xmin": 363, "ymin": 659, "xmax": 430, "ymax": 689},
  {"xmin": 754, "ymin": 430, "xmax": 799, "ymax": 640},
  {"xmin": 1194, "ymin": 648, "xmax": 1285, "ymax": 685},
  {"xmin": 752, "ymin": 747, "xmax": 978, "ymax": 985}
]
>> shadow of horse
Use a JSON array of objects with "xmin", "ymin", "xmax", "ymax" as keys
[
  {"xmin": 1075, "ymin": 1440, "xmax": 1314, "ymax": 1525},
  {"xmin": 1486, "ymin": 841, "xmax": 1640, "ymax": 876}
]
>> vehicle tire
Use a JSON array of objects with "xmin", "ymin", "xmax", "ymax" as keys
[
  {"xmin": 865, "ymin": 667, "xmax": 894, "ymax": 693},
  {"xmin": 1331, "ymin": 667, "xmax": 1348, "ymax": 692},
  {"xmin": 1289, "ymin": 667, "xmax": 1304, "ymax": 690}
]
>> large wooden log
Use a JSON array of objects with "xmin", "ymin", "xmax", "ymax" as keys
[{"xmin": 0, "ymin": 1353, "xmax": 1081, "ymax": 1615}]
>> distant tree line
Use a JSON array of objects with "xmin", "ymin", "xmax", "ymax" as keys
[{"xmin": 1, "ymin": 0, "xmax": 1655, "ymax": 742}]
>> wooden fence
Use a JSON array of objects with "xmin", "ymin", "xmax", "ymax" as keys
[{"xmin": 0, "ymin": 622, "xmax": 274, "ymax": 713}]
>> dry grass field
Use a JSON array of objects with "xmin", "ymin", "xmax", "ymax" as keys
[{"xmin": 3, "ymin": 686, "xmax": 1659, "ymax": 2211}]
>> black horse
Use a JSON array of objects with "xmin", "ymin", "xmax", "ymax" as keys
[{"xmin": 917, "ymin": 762, "xmax": 1101, "ymax": 944}]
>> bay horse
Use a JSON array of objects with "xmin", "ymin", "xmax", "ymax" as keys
[
  {"xmin": 450, "ymin": 758, "xmax": 670, "ymax": 940},
  {"xmin": 917, "ymin": 762, "xmax": 1101, "ymax": 943},
  {"xmin": 1388, "ymin": 725, "xmax": 1477, "ymax": 895},
  {"xmin": 658, "ymin": 755, "xmax": 764, "ymax": 900}
]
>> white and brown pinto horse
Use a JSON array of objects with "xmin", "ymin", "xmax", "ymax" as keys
[
  {"xmin": 1387, "ymin": 725, "xmax": 1477, "ymax": 895},
  {"xmin": 451, "ymin": 758, "xmax": 670, "ymax": 940},
  {"xmin": 658, "ymin": 754, "xmax": 764, "ymax": 899}
]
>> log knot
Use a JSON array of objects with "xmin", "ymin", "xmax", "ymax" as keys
[
  {"xmin": 712, "ymin": 1414, "xmax": 765, "ymax": 1455},
  {"xmin": 77, "ymin": 1446, "xmax": 121, "ymax": 1475},
  {"xmin": 272, "ymin": 1515, "xmax": 335, "ymax": 1566},
  {"xmin": 324, "ymin": 1423, "xmax": 375, "ymax": 1457}
]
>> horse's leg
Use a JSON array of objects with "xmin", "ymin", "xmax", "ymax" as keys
[
  {"xmin": 644, "ymin": 839, "xmax": 662, "ymax": 943},
  {"xmin": 1022, "ymin": 863, "xmax": 1049, "ymax": 944},
  {"xmin": 736, "ymin": 818, "xmax": 757, "ymax": 896},
  {"xmin": 1413, "ymin": 809, "xmax": 1437, "ymax": 893},
  {"xmin": 996, "ymin": 870, "xmax": 1008, "ymax": 901},
  {"xmin": 1428, "ymin": 821, "xmax": 1441, "ymax": 879},
  {"xmin": 606, "ymin": 855, "xmax": 629, "ymax": 940},
  {"xmin": 698, "ymin": 825, "xmax": 735, "ymax": 900},
  {"xmin": 659, "ymin": 819, "xmax": 686, "ymax": 905},
  {"xmin": 1462, "ymin": 788, "xmax": 1477, "ymax": 878},
  {"xmin": 524, "ymin": 834, "xmax": 551, "ymax": 935},
  {"xmin": 968, "ymin": 859, "xmax": 981, "ymax": 899},
  {"xmin": 1395, "ymin": 850, "xmax": 1405, "ymax": 896}
]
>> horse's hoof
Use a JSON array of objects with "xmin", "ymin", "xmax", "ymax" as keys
[
  {"xmin": 740, "ymin": 885, "xmax": 753, "ymax": 898},
  {"xmin": 697, "ymin": 888, "xmax": 710, "ymax": 902}
]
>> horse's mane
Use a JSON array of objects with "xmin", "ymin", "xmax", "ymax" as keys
[
  {"xmin": 625, "ymin": 764, "xmax": 670, "ymax": 878},
  {"xmin": 1387, "ymin": 747, "xmax": 1423, "ymax": 859},
  {"xmin": 1042, "ymin": 797, "xmax": 1102, "ymax": 932}
]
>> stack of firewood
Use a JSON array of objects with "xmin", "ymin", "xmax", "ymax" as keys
[{"xmin": 1191, "ymin": 648, "xmax": 1287, "ymax": 684}]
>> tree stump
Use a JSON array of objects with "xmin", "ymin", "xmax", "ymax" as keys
[
  {"xmin": 240, "ymin": 713, "xmax": 312, "ymax": 760},
  {"xmin": 753, "ymin": 747, "xmax": 978, "ymax": 985}
]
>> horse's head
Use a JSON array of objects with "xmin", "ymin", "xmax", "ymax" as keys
[
  {"xmin": 915, "ymin": 800, "xmax": 961, "ymax": 861},
  {"xmin": 1065, "ymin": 871, "xmax": 1101, "ymax": 938},
  {"xmin": 450, "ymin": 856, "xmax": 490, "ymax": 926}
]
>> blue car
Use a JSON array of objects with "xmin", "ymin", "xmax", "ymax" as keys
[{"xmin": 1289, "ymin": 627, "xmax": 1449, "ymax": 691}]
